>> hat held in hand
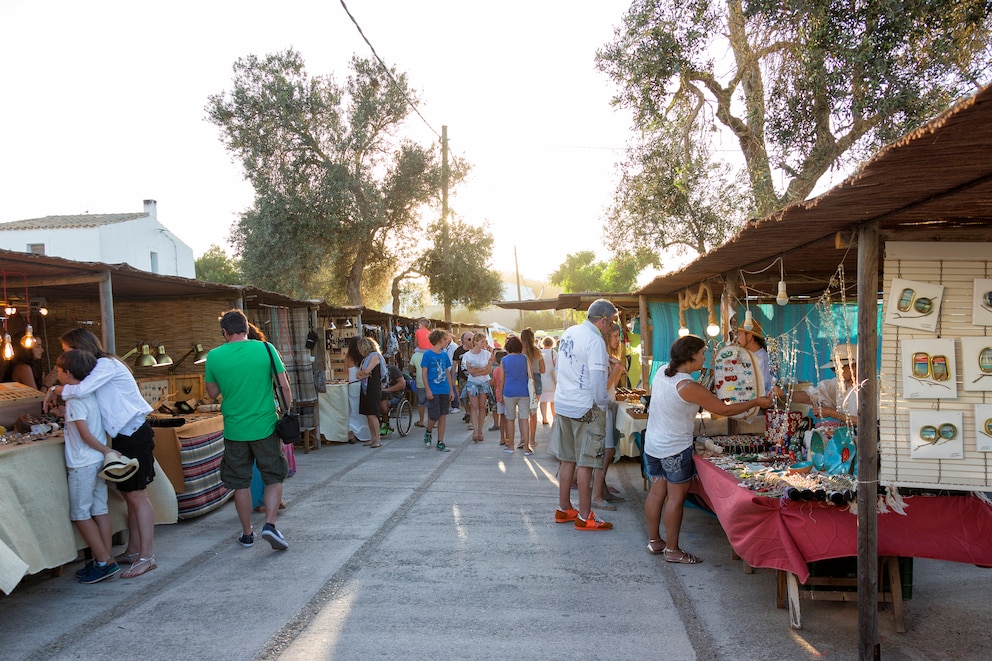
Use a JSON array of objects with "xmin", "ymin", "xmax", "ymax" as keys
[{"xmin": 99, "ymin": 452, "xmax": 140, "ymax": 483}]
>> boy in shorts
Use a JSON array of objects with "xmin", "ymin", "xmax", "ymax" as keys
[
  {"xmin": 421, "ymin": 329, "xmax": 456, "ymax": 452},
  {"xmin": 58, "ymin": 350, "xmax": 121, "ymax": 583}
]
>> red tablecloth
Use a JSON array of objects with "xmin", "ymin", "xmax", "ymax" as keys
[{"xmin": 691, "ymin": 457, "xmax": 992, "ymax": 582}]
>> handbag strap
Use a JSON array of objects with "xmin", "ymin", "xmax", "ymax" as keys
[{"xmin": 263, "ymin": 342, "xmax": 289, "ymax": 414}]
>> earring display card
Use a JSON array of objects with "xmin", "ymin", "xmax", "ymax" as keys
[
  {"xmin": 909, "ymin": 409, "xmax": 964, "ymax": 459},
  {"xmin": 973, "ymin": 278, "xmax": 992, "ymax": 326},
  {"xmin": 885, "ymin": 278, "xmax": 944, "ymax": 333},
  {"xmin": 901, "ymin": 338, "xmax": 958, "ymax": 399},
  {"xmin": 137, "ymin": 378, "xmax": 171, "ymax": 408},
  {"xmin": 960, "ymin": 336, "xmax": 992, "ymax": 392},
  {"xmin": 975, "ymin": 404, "xmax": 992, "ymax": 452}
]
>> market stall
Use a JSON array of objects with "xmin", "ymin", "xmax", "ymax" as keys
[{"xmin": 150, "ymin": 413, "xmax": 231, "ymax": 519}]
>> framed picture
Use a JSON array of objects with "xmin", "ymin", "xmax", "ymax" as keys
[
  {"xmin": 960, "ymin": 336, "xmax": 992, "ymax": 392},
  {"xmin": 885, "ymin": 278, "xmax": 944, "ymax": 333},
  {"xmin": 901, "ymin": 338, "xmax": 957, "ymax": 399},
  {"xmin": 975, "ymin": 404, "xmax": 992, "ymax": 452},
  {"xmin": 909, "ymin": 409, "xmax": 964, "ymax": 460},
  {"xmin": 974, "ymin": 278, "xmax": 992, "ymax": 326}
]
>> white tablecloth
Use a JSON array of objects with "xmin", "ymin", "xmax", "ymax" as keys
[
  {"xmin": 616, "ymin": 401, "xmax": 648, "ymax": 458},
  {"xmin": 317, "ymin": 383, "xmax": 350, "ymax": 443}
]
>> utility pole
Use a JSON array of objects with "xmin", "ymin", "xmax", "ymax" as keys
[
  {"xmin": 441, "ymin": 125, "xmax": 452, "ymax": 322},
  {"xmin": 514, "ymin": 245, "xmax": 523, "ymax": 329}
]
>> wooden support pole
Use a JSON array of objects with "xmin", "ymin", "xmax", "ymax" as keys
[{"xmin": 856, "ymin": 221, "xmax": 880, "ymax": 661}]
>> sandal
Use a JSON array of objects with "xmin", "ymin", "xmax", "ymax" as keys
[
  {"xmin": 120, "ymin": 556, "xmax": 157, "ymax": 578},
  {"xmin": 115, "ymin": 551, "xmax": 139, "ymax": 565},
  {"xmin": 369, "ymin": 442, "xmax": 382, "ymax": 448},
  {"xmin": 663, "ymin": 548, "xmax": 702, "ymax": 564},
  {"xmin": 646, "ymin": 539, "xmax": 666, "ymax": 555}
]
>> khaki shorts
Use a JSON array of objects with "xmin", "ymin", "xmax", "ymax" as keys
[
  {"xmin": 555, "ymin": 408, "xmax": 606, "ymax": 469},
  {"xmin": 221, "ymin": 432, "xmax": 288, "ymax": 490}
]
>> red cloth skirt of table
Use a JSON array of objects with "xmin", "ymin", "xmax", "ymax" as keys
[{"xmin": 690, "ymin": 457, "xmax": 992, "ymax": 582}]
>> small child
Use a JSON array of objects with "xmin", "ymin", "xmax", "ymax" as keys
[
  {"xmin": 421, "ymin": 329, "xmax": 455, "ymax": 452},
  {"xmin": 58, "ymin": 349, "xmax": 120, "ymax": 584},
  {"xmin": 491, "ymin": 350, "xmax": 507, "ymax": 439},
  {"xmin": 414, "ymin": 318, "xmax": 432, "ymax": 353}
]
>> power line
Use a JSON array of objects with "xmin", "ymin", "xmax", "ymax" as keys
[{"xmin": 338, "ymin": 0, "xmax": 440, "ymax": 139}]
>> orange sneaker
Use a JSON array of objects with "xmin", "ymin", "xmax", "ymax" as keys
[
  {"xmin": 555, "ymin": 507, "xmax": 579, "ymax": 523},
  {"xmin": 574, "ymin": 512, "xmax": 613, "ymax": 531}
]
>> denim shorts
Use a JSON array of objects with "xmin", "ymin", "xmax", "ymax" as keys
[
  {"xmin": 464, "ymin": 382, "xmax": 491, "ymax": 397},
  {"xmin": 416, "ymin": 387, "xmax": 427, "ymax": 407},
  {"xmin": 645, "ymin": 445, "xmax": 696, "ymax": 484}
]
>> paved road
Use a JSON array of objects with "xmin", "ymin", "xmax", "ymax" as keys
[{"xmin": 3, "ymin": 419, "xmax": 990, "ymax": 660}]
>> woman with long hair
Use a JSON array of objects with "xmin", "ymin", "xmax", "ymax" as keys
[
  {"xmin": 462, "ymin": 333, "xmax": 492, "ymax": 442},
  {"xmin": 345, "ymin": 337, "xmax": 372, "ymax": 443},
  {"xmin": 643, "ymin": 335, "xmax": 772, "ymax": 563},
  {"xmin": 354, "ymin": 337, "xmax": 384, "ymax": 448},
  {"xmin": 519, "ymin": 328, "xmax": 545, "ymax": 448},
  {"xmin": 44, "ymin": 328, "xmax": 158, "ymax": 578},
  {"xmin": 2, "ymin": 332, "xmax": 50, "ymax": 390},
  {"xmin": 592, "ymin": 323, "xmax": 627, "ymax": 510}
]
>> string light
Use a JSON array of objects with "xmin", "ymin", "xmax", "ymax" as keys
[
  {"xmin": 21, "ymin": 324, "xmax": 36, "ymax": 348},
  {"xmin": 2, "ymin": 334, "xmax": 13, "ymax": 360}
]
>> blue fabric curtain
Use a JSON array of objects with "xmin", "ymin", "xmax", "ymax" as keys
[{"xmin": 647, "ymin": 301, "xmax": 880, "ymax": 387}]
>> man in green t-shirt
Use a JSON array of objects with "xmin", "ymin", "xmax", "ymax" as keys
[{"xmin": 205, "ymin": 309, "xmax": 291, "ymax": 551}]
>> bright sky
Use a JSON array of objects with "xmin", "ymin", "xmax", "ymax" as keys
[{"xmin": 0, "ymin": 0, "xmax": 636, "ymax": 283}]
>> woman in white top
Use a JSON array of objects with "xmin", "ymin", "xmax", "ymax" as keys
[
  {"xmin": 644, "ymin": 335, "xmax": 772, "ymax": 564},
  {"xmin": 462, "ymin": 333, "xmax": 492, "ymax": 442},
  {"xmin": 538, "ymin": 336, "xmax": 557, "ymax": 424}
]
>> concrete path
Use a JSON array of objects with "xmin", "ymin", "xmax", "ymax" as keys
[{"xmin": 2, "ymin": 417, "xmax": 990, "ymax": 660}]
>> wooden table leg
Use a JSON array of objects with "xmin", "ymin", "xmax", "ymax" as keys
[{"xmin": 885, "ymin": 556, "xmax": 907, "ymax": 633}]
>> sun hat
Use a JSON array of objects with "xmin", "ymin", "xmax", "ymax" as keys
[
  {"xmin": 821, "ymin": 343, "xmax": 857, "ymax": 370},
  {"xmin": 735, "ymin": 318, "xmax": 764, "ymax": 340},
  {"xmin": 99, "ymin": 452, "xmax": 140, "ymax": 483}
]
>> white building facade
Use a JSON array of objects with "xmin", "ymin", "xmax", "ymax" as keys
[{"xmin": 0, "ymin": 199, "xmax": 195, "ymax": 278}]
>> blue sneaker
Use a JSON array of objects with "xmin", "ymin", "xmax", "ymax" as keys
[
  {"xmin": 261, "ymin": 523, "xmax": 288, "ymax": 551},
  {"xmin": 78, "ymin": 561, "xmax": 121, "ymax": 584},
  {"xmin": 424, "ymin": 430, "xmax": 432, "ymax": 446},
  {"xmin": 436, "ymin": 441, "xmax": 450, "ymax": 452},
  {"xmin": 238, "ymin": 530, "xmax": 255, "ymax": 547},
  {"xmin": 75, "ymin": 560, "xmax": 95, "ymax": 578}
]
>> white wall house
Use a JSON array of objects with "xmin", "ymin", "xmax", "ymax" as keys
[{"xmin": 0, "ymin": 199, "xmax": 195, "ymax": 278}]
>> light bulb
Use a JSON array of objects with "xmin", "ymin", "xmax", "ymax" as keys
[
  {"xmin": 38, "ymin": 307, "xmax": 48, "ymax": 316},
  {"xmin": 743, "ymin": 309, "xmax": 754, "ymax": 331},
  {"xmin": 776, "ymin": 280, "xmax": 789, "ymax": 306},
  {"xmin": 706, "ymin": 322, "xmax": 720, "ymax": 337},
  {"xmin": 21, "ymin": 325, "xmax": 36, "ymax": 348},
  {"xmin": 678, "ymin": 325, "xmax": 690, "ymax": 337},
  {"xmin": 4, "ymin": 306, "xmax": 15, "ymax": 316},
  {"xmin": 2, "ymin": 334, "xmax": 14, "ymax": 360}
]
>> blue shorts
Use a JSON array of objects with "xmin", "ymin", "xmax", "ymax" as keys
[
  {"xmin": 645, "ymin": 445, "xmax": 696, "ymax": 484},
  {"xmin": 464, "ymin": 382, "xmax": 491, "ymax": 397},
  {"xmin": 426, "ymin": 393, "xmax": 451, "ymax": 421},
  {"xmin": 416, "ymin": 387, "xmax": 427, "ymax": 407}
]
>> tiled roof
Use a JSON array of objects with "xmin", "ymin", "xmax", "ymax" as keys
[{"xmin": 0, "ymin": 212, "xmax": 147, "ymax": 231}]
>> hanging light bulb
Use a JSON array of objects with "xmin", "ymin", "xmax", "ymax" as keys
[
  {"xmin": 38, "ymin": 307, "xmax": 48, "ymax": 316},
  {"xmin": 21, "ymin": 325, "xmax": 36, "ymax": 348},
  {"xmin": 706, "ymin": 320, "xmax": 720, "ymax": 337},
  {"xmin": 776, "ymin": 280, "xmax": 789, "ymax": 306},
  {"xmin": 3, "ymin": 305, "xmax": 15, "ymax": 316},
  {"xmin": 678, "ymin": 325, "xmax": 691, "ymax": 337},
  {"xmin": 743, "ymin": 309, "xmax": 755, "ymax": 331},
  {"xmin": 2, "ymin": 334, "xmax": 14, "ymax": 360}
]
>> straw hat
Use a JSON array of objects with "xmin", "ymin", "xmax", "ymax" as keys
[
  {"xmin": 735, "ymin": 318, "xmax": 764, "ymax": 340},
  {"xmin": 99, "ymin": 452, "xmax": 140, "ymax": 483},
  {"xmin": 821, "ymin": 343, "xmax": 857, "ymax": 370}
]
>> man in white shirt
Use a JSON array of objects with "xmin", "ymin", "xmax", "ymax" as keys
[{"xmin": 553, "ymin": 298, "xmax": 616, "ymax": 531}]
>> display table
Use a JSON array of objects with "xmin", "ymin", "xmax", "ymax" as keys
[
  {"xmin": 318, "ymin": 382, "xmax": 349, "ymax": 444},
  {"xmin": 151, "ymin": 414, "xmax": 232, "ymax": 519},
  {"xmin": 0, "ymin": 437, "xmax": 177, "ymax": 594},
  {"xmin": 691, "ymin": 457, "xmax": 992, "ymax": 628},
  {"xmin": 615, "ymin": 401, "xmax": 648, "ymax": 458}
]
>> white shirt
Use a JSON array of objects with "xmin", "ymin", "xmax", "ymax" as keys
[
  {"xmin": 63, "ymin": 393, "xmax": 106, "ymax": 468},
  {"xmin": 554, "ymin": 320, "xmax": 609, "ymax": 418},
  {"xmin": 805, "ymin": 378, "xmax": 859, "ymax": 420},
  {"xmin": 463, "ymin": 349, "xmax": 492, "ymax": 385},
  {"xmin": 60, "ymin": 357, "xmax": 153, "ymax": 437},
  {"xmin": 644, "ymin": 367, "xmax": 698, "ymax": 459}
]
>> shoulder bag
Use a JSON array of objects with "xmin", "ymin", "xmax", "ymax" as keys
[{"xmin": 264, "ymin": 342, "xmax": 300, "ymax": 444}]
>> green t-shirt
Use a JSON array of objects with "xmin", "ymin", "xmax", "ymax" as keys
[{"xmin": 204, "ymin": 340, "xmax": 285, "ymax": 442}]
